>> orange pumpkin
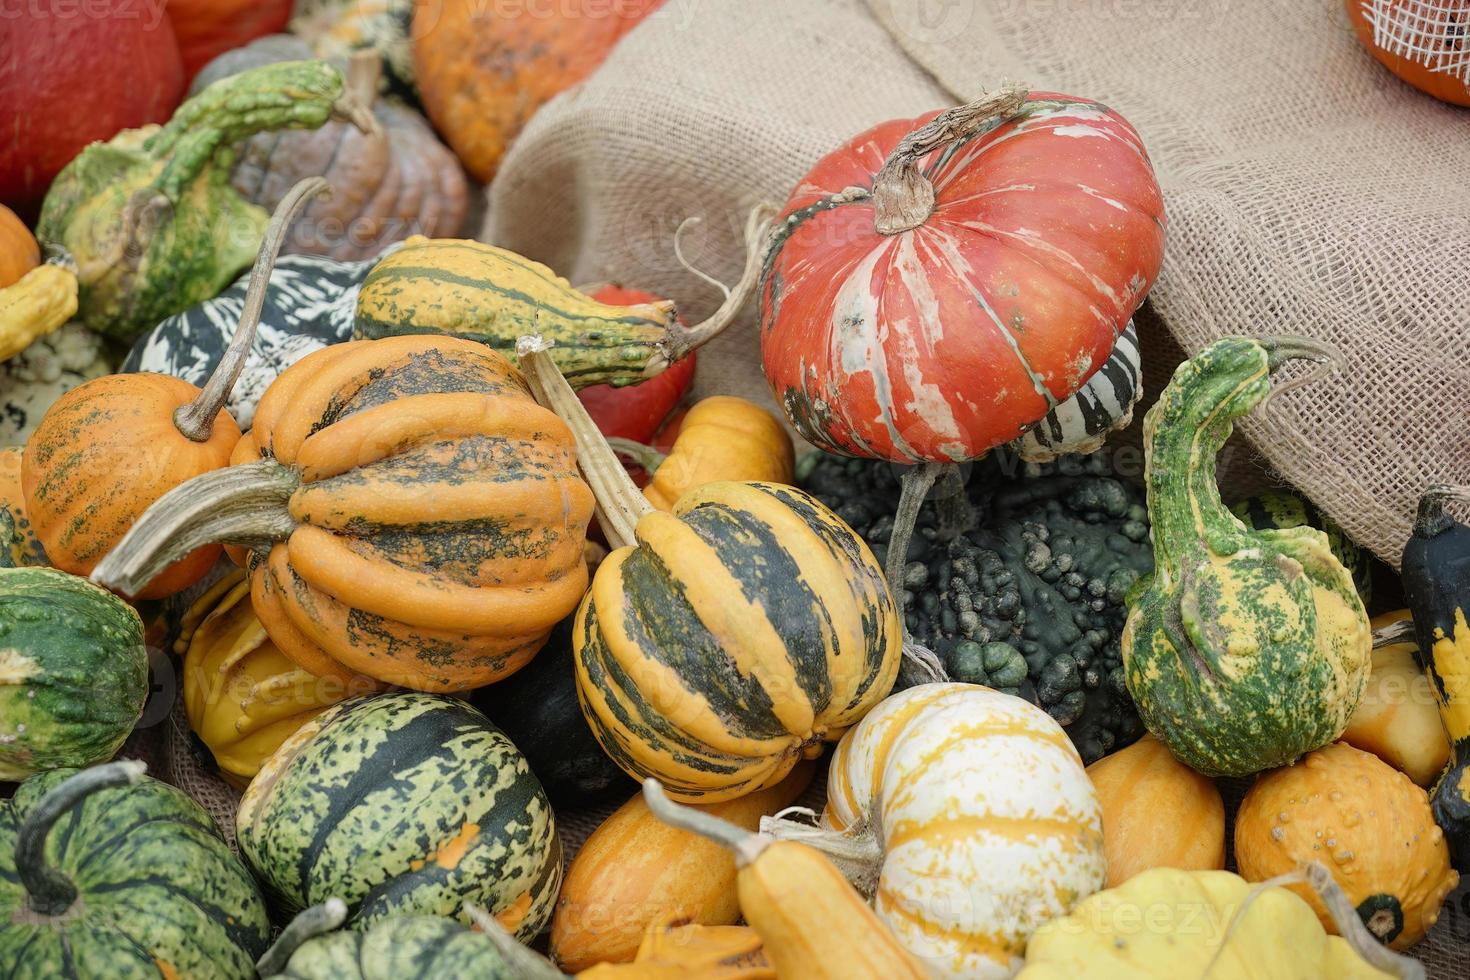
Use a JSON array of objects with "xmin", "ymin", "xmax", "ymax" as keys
[
  {"xmin": 0, "ymin": 205, "xmax": 39, "ymax": 289},
  {"xmin": 413, "ymin": 0, "xmax": 663, "ymax": 181},
  {"xmin": 1346, "ymin": 0, "xmax": 1470, "ymax": 106}
]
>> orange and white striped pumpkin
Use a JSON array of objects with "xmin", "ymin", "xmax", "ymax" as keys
[{"xmin": 817, "ymin": 683, "xmax": 1104, "ymax": 978}]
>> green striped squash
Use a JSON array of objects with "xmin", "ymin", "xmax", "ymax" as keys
[
  {"xmin": 0, "ymin": 762, "xmax": 271, "ymax": 978},
  {"xmin": 0, "ymin": 566, "xmax": 148, "ymax": 780},
  {"xmin": 236, "ymin": 693, "xmax": 562, "ymax": 937},
  {"xmin": 1230, "ymin": 489, "xmax": 1373, "ymax": 605}
]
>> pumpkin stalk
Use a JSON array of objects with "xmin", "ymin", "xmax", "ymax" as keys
[
  {"xmin": 173, "ymin": 177, "xmax": 332, "ymax": 442},
  {"xmin": 332, "ymin": 51, "xmax": 381, "ymax": 136},
  {"xmin": 463, "ymin": 905, "xmax": 569, "ymax": 980},
  {"xmin": 255, "ymin": 898, "xmax": 348, "ymax": 976},
  {"xmin": 758, "ymin": 807, "xmax": 885, "ymax": 898},
  {"xmin": 872, "ymin": 84, "xmax": 1028, "ymax": 235},
  {"xmin": 1414, "ymin": 484, "xmax": 1470, "ymax": 538},
  {"xmin": 883, "ymin": 462, "xmax": 956, "ymax": 685},
  {"xmin": 641, "ymin": 779, "xmax": 772, "ymax": 869},
  {"xmin": 16, "ymin": 760, "xmax": 147, "ymax": 916}
]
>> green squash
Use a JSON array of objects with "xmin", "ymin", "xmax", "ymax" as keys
[
  {"xmin": 236, "ymin": 693, "xmax": 562, "ymax": 937},
  {"xmin": 0, "ymin": 761, "xmax": 271, "ymax": 978},
  {"xmin": 0, "ymin": 566, "xmax": 148, "ymax": 780},
  {"xmin": 36, "ymin": 60, "xmax": 364, "ymax": 339},
  {"xmin": 1121, "ymin": 337, "xmax": 1372, "ymax": 776},
  {"xmin": 1230, "ymin": 490, "xmax": 1373, "ymax": 605}
]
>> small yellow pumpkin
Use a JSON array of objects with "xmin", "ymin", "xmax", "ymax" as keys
[{"xmin": 1342, "ymin": 611, "xmax": 1452, "ymax": 786}]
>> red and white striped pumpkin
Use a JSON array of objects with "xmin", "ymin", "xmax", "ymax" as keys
[{"xmin": 759, "ymin": 90, "xmax": 1165, "ymax": 463}]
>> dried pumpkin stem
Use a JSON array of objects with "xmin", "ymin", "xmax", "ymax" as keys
[
  {"xmin": 872, "ymin": 84, "xmax": 1029, "ymax": 235},
  {"xmin": 642, "ymin": 779, "xmax": 772, "ymax": 868},
  {"xmin": 1414, "ymin": 484, "xmax": 1470, "ymax": 538},
  {"xmin": 759, "ymin": 808, "xmax": 885, "ymax": 897},
  {"xmin": 254, "ymin": 899, "xmax": 348, "ymax": 976},
  {"xmin": 1372, "ymin": 618, "xmax": 1418, "ymax": 648},
  {"xmin": 604, "ymin": 437, "xmax": 668, "ymax": 475},
  {"xmin": 1256, "ymin": 334, "xmax": 1345, "ymax": 407},
  {"xmin": 331, "ymin": 53, "xmax": 380, "ymax": 136},
  {"xmin": 463, "ymin": 905, "xmax": 568, "ymax": 979},
  {"xmin": 91, "ymin": 460, "xmax": 299, "ymax": 597},
  {"xmin": 174, "ymin": 177, "xmax": 332, "ymax": 443}
]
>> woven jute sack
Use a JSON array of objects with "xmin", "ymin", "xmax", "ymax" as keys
[{"xmin": 486, "ymin": 0, "xmax": 1470, "ymax": 568}]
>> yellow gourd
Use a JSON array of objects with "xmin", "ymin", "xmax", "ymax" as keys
[
  {"xmin": 575, "ymin": 913, "xmax": 774, "ymax": 980},
  {"xmin": 1342, "ymin": 611, "xmax": 1452, "ymax": 786},
  {"xmin": 0, "ymin": 261, "xmax": 78, "ymax": 363}
]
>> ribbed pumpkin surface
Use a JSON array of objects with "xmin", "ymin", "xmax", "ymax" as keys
[
  {"xmin": 236, "ymin": 693, "xmax": 562, "ymax": 937},
  {"xmin": 575, "ymin": 480, "xmax": 900, "ymax": 803}
]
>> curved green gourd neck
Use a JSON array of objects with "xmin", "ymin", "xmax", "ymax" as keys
[
  {"xmin": 16, "ymin": 761, "xmax": 147, "ymax": 917},
  {"xmin": 255, "ymin": 899, "xmax": 348, "ymax": 977}
]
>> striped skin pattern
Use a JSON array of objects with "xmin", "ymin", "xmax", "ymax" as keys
[
  {"xmin": 267, "ymin": 915, "xmax": 521, "ymax": 979},
  {"xmin": 0, "ymin": 567, "xmax": 147, "ymax": 780},
  {"xmin": 0, "ymin": 768, "xmax": 270, "ymax": 979},
  {"xmin": 236, "ymin": 693, "xmax": 562, "ymax": 938},
  {"xmin": 354, "ymin": 236, "xmax": 674, "ymax": 387},
  {"xmin": 576, "ymin": 480, "xmax": 901, "ymax": 804},
  {"xmin": 1012, "ymin": 319, "xmax": 1141, "ymax": 463},
  {"xmin": 231, "ymin": 334, "xmax": 594, "ymax": 691},
  {"xmin": 760, "ymin": 93, "xmax": 1165, "ymax": 464},
  {"xmin": 0, "ymin": 447, "xmax": 46, "ymax": 567},
  {"xmin": 822, "ymin": 683, "xmax": 1104, "ymax": 979}
]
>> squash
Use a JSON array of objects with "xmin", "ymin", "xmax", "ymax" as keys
[
  {"xmin": 578, "ymin": 284, "xmax": 698, "ymax": 443},
  {"xmin": 551, "ymin": 764, "xmax": 813, "ymax": 971},
  {"xmin": 23, "ymin": 180, "xmax": 325, "ymax": 599},
  {"xmin": 0, "ymin": 257, "xmax": 79, "ymax": 364},
  {"xmin": 1121, "ymin": 337, "xmax": 1372, "ymax": 776},
  {"xmin": 1235, "ymin": 741, "xmax": 1458, "ymax": 949},
  {"xmin": 181, "ymin": 569, "xmax": 373, "ymax": 789},
  {"xmin": 35, "ymin": 60, "xmax": 370, "ymax": 339},
  {"xmin": 165, "ymin": 0, "xmax": 294, "ymax": 77},
  {"xmin": 1343, "ymin": 610, "xmax": 1453, "ymax": 786},
  {"xmin": 95, "ymin": 332, "xmax": 595, "ymax": 692},
  {"xmin": 607, "ymin": 396, "xmax": 795, "ymax": 511},
  {"xmin": 1346, "ymin": 0, "xmax": 1470, "ymax": 106},
  {"xmin": 643, "ymin": 780, "xmax": 927, "ymax": 980},
  {"xmin": 762, "ymin": 682, "xmax": 1104, "ymax": 978},
  {"xmin": 1012, "ymin": 319, "xmax": 1143, "ymax": 463},
  {"xmin": 236, "ymin": 692, "xmax": 562, "ymax": 935},
  {"xmin": 413, "ymin": 0, "xmax": 662, "ymax": 181},
  {"xmin": 292, "ymin": 0, "xmax": 417, "ymax": 92},
  {"xmin": 577, "ymin": 913, "xmax": 775, "ymax": 980},
  {"xmin": 1018, "ymin": 867, "xmax": 1409, "ymax": 979},
  {"xmin": 1231, "ymin": 488, "xmax": 1374, "ymax": 604},
  {"xmin": 0, "ymin": 567, "xmax": 147, "ymax": 780},
  {"xmin": 516, "ymin": 338, "xmax": 901, "ymax": 803},
  {"xmin": 0, "ymin": 204, "xmax": 39, "ymax": 288},
  {"xmin": 0, "ymin": 324, "xmax": 112, "ymax": 449},
  {"xmin": 0, "ymin": 448, "xmax": 45, "ymax": 568},
  {"xmin": 0, "ymin": 762, "xmax": 271, "ymax": 977},
  {"xmin": 1085, "ymin": 734, "xmax": 1224, "ymax": 887}
]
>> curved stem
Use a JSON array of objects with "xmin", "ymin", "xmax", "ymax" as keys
[
  {"xmin": 1303, "ymin": 863, "xmax": 1425, "ymax": 979},
  {"xmin": 255, "ymin": 899, "xmax": 348, "ymax": 976},
  {"xmin": 91, "ymin": 459, "xmax": 299, "ymax": 597},
  {"xmin": 641, "ymin": 779, "xmax": 770, "ymax": 868},
  {"xmin": 759, "ymin": 809, "xmax": 884, "ymax": 898},
  {"xmin": 605, "ymin": 437, "xmax": 667, "ymax": 475},
  {"xmin": 517, "ymin": 336, "xmax": 653, "ymax": 551},
  {"xmin": 883, "ymin": 463, "xmax": 945, "ymax": 597},
  {"xmin": 1413, "ymin": 484, "xmax": 1470, "ymax": 540},
  {"xmin": 1372, "ymin": 619, "xmax": 1418, "ymax": 649},
  {"xmin": 1257, "ymin": 334, "xmax": 1345, "ymax": 407},
  {"xmin": 872, "ymin": 85, "xmax": 1028, "ymax": 235},
  {"xmin": 332, "ymin": 52, "xmax": 380, "ymax": 136},
  {"xmin": 463, "ymin": 906, "xmax": 569, "ymax": 978},
  {"xmin": 17, "ymin": 761, "xmax": 146, "ymax": 916},
  {"xmin": 174, "ymin": 177, "xmax": 332, "ymax": 442}
]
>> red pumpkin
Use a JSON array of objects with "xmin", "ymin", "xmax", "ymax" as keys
[
  {"xmin": 759, "ymin": 89, "xmax": 1165, "ymax": 464},
  {"xmin": 166, "ymin": 0, "xmax": 294, "ymax": 78},
  {"xmin": 0, "ymin": 1, "xmax": 185, "ymax": 214},
  {"xmin": 1346, "ymin": 0, "xmax": 1470, "ymax": 106}
]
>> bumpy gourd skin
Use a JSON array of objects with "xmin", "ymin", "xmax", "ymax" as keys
[{"xmin": 1121, "ymin": 338, "xmax": 1370, "ymax": 776}]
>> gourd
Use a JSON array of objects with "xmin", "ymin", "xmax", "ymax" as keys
[
  {"xmin": 0, "ymin": 448, "xmax": 46, "ymax": 567},
  {"xmin": 1346, "ymin": 0, "xmax": 1470, "ymax": 106},
  {"xmin": 1085, "ymin": 734, "xmax": 1224, "ymax": 887},
  {"xmin": 1399, "ymin": 484, "xmax": 1470, "ymax": 869},
  {"xmin": 1011, "ymin": 319, "xmax": 1143, "ymax": 463},
  {"xmin": 0, "ymin": 762, "xmax": 271, "ymax": 978},
  {"xmin": 35, "ymin": 60, "xmax": 371, "ymax": 338},
  {"xmin": 353, "ymin": 207, "xmax": 770, "ymax": 388},
  {"xmin": 1231, "ymin": 488, "xmax": 1374, "ymax": 604},
  {"xmin": 576, "ymin": 913, "xmax": 774, "ymax": 980},
  {"xmin": 608, "ymin": 396, "xmax": 795, "ymax": 511},
  {"xmin": 24, "ymin": 180, "xmax": 325, "ymax": 599},
  {"xmin": 236, "ymin": 693, "xmax": 562, "ymax": 936},
  {"xmin": 0, "ymin": 323, "xmax": 112, "ymax": 449},
  {"xmin": 94, "ymin": 332, "xmax": 595, "ymax": 692},
  {"xmin": 1234, "ymin": 741, "xmax": 1458, "ymax": 950},
  {"xmin": 181, "ymin": 569, "xmax": 372, "ymax": 789},
  {"xmin": 551, "ymin": 764, "xmax": 813, "ymax": 971},
  {"xmin": 1018, "ymin": 867, "xmax": 1414, "ymax": 979},
  {"xmin": 0, "ymin": 567, "xmax": 147, "ymax": 779},
  {"xmin": 164, "ymin": 0, "xmax": 293, "ymax": 76},
  {"xmin": 0, "ymin": 256, "xmax": 79, "ymax": 363},
  {"xmin": 761, "ymin": 682, "xmax": 1105, "ymax": 979},
  {"xmin": 0, "ymin": 204, "xmax": 39, "ymax": 288},
  {"xmin": 1121, "ymin": 337, "xmax": 1372, "ymax": 776},
  {"xmin": 515, "ymin": 338, "xmax": 901, "ymax": 803},
  {"xmin": 413, "ymin": 0, "xmax": 662, "ymax": 181},
  {"xmin": 643, "ymin": 780, "xmax": 927, "ymax": 980},
  {"xmin": 292, "ymin": 0, "xmax": 416, "ymax": 92},
  {"xmin": 1343, "ymin": 610, "xmax": 1452, "ymax": 786},
  {"xmin": 577, "ymin": 284, "xmax": 698, "ymax": 443}
]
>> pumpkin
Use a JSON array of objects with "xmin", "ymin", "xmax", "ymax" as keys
[
  {"xmin": 96, "ymin": 332, "xmax": 595, "ymax": 692},
  {"xmin": 35, "ymin": 60, "xmax": 369, "ymax": 339},
  {"xmin": 762, "ymin": 682, "xmax": 1104, "ymax": 978},
  {"xmin": 0, "ymin": 567, "xmax": 147, "ymax": 779},
  {"xmin": 1343, "ymin": 610, "xmax": 1453, "ymax": 786},
  {"xmin": 1235, "ymin": 741, "xmax": 1459, "ymax": 949},
  {"xmin": 165, "ymin": 0, "xmax": 293, "ymax": 77},
  {"xmin": 1231, "ymin": 489, "xmax": 1374, "ymax": 604},
  {"xmin": 551, "ymin": 764, "xmax": 813, "ymax": 971},
  {"xmin": 0, "ymin": 762, "xmax": 271, "ymax": 978},
  {"xmin": 1121, "ymin": 337, "xmax": 1371, "ymax": 776},
  {"xmin": 578, "ymin": 284, "xmax": 698, "ymax": 443},
  {"xmin": 1085, "ymin": 734, "xmax": 1224, "ymax": 887},
  {"xmin": 1346, "ymin": 0, "xmax": 1470, "ymax": 106},
  {"xmin": 181, "ymin": 569, "xmax": 373, "ymax": 789},
  {"xmin": 515, "ymin": 339, "xmax": 901, "ymax": 804},
  {"xmin": 0, "ymin": 204, "xmax": 39, "ymax": 288},
  {"xmin": 23, "ymin": 180, "xmax": 324, "ymax": 599},
  {"xmin": 292, "ymin": 0, "xmax": 417, "ymax": 92},
  {"xmin": 236, "ymin": 693, "xmax": 563, "ymax": 936},
  {"xmin": 607, "ymin": 396, "xmax": 795, "ymax": 512},
  {"xmin": 1018, "ymin": 867, "xmax": 1408, "ymax": 979},
  {"xmin": 1399, "ymin": 484, "xmax": 1470, "ymax": 869},
  {"xmin": 0, "ymin": 1, "xmax": 184, "ymax": 214},
  {"xmin": 413, "ymin": 0, "xmax": 663, "ymax": 181},
  {"xmin": 0, "ymin": 448, "xmax": 46, "ymax": 567},
  {"xmin": 1011, "ymin": 319, "xmax": 1143, "ymax": 463},
  {"xmin": 0, "ymin": 257, "xmax": 78, "ymax": 364},
  {"xmin": 576, "ymin": 913, "xmax": 775, "ymax": 980},
  {"xmin": 0, "ymin": 323, "xmax": 112, "ymax": 449}
]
